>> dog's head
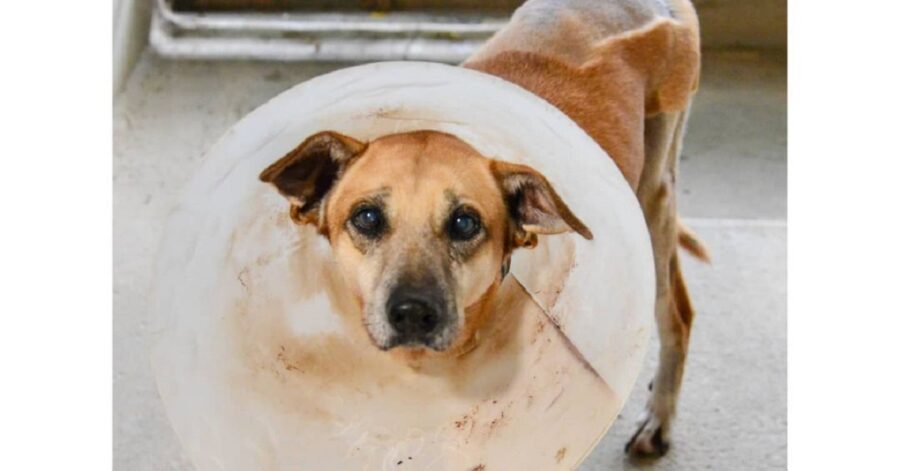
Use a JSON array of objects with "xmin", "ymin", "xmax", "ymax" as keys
[{"xmin": 261, "ymin": 130, "xmax": 592, "ymax": 351}]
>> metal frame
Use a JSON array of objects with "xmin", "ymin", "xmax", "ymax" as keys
[{"xmin": 150, "ymin": 0, "xmax": 506, "ymax": 62}]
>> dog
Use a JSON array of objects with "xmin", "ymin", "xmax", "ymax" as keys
[{"xmin": 259, "ymin": 0, "xmax": 706, "ymax": 459}]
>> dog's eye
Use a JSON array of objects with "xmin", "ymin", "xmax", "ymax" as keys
[
  {"xmin": 351, "ymin": 205, "xmax": 385, "ymax": 237},
  {"xmin": 447, "ymin": 210, "xmax": 481, "ymax": 241}
]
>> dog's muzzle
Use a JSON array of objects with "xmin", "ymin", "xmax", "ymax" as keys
[{"xmin": 385, "ymin": 283, "xmax": 451, "ymax": 349}]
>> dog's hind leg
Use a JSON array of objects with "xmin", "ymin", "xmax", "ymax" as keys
[{"xmin": 626, "ymin": 108, "xmax": 697, "ymax": 457}]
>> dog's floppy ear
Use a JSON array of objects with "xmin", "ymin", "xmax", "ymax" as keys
[
  {"xmin": 491, "ymin": 160, "xmax": 593, "ymax": 247},
  {"xmin": 259, "ymin": 131, "xmax": 366, "ymax": 227}
]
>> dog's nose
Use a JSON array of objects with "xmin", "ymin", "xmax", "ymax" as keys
[{"xmin": 388, "ymin": 296, "xmax": 440, "ymax": 339}]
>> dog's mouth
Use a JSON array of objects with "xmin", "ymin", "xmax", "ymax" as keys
[
  {"xmin": 373, "ymin": 310, "xmax": 460, "ymax": 352},
  {"xmin": 364, "ymin": 283, "xmax": 459, "ymax": 352},
  {"xmin": 365, "ymin": 322, "xmax": 459, "ymax": 352},
  {"xmin": 382, "ymin": 332, "xmax": 455, "ymax": 352},
  {"xmin": 388, "ymin": 321, "xmax": 461, "ymax": 351}
]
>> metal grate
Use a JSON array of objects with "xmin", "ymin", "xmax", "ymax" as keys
[
  {"xmin": 150, "ymin": 0, "xmax": 517, "ymax": 62},
  {"xmin": 170, "ymin": 0, "xmax": 521, "ymax": 13}
]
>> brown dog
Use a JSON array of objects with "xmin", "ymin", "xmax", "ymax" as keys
[{"xmin": 260, "ymin": 0, "xmax": 706, "ymax": 459}]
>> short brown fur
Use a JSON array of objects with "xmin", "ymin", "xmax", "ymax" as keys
[{"xmin": 261, "ymin": 0, "xmax": 706, "ymax": 459}]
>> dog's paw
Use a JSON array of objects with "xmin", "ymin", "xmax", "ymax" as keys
[{"xmin": 625, "ymin": 409, "xmax": 670, "ymax": 459}]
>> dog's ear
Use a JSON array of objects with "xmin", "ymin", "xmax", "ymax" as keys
[
  {"xmin": 259, "ymin": 131, "xmax": 366, "ymax": 227},
  {"xmin": 491, "ymin": 161, "xmax": 593, "ymax": 247}
]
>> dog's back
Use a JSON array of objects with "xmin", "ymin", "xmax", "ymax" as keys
[
  {"xmin": 464, "ymin": 0, "xmax": 699, "ymax": 187},
  {"xmin": 469, "ymin": 0, "xmax": 674, "ymax": 66}
]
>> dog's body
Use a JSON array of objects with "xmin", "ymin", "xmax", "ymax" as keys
[
  {"xmin": 261, "ymin": 0, "xmax": 704, "ymax": 460},
  {"xmin": 466, "ymin": 0, "xmax": 704, "ymax": 457}
]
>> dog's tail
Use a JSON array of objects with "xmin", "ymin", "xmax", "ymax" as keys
[{"xmin": 677, "ymin": 219, "xmax": 711, "ymax": 263}]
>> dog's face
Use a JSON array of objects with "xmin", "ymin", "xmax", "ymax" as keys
[{"xmin": 261, "ymin": 130, "xmax": 592, "ymax": 351}]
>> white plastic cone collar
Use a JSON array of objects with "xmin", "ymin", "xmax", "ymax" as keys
[{"xmin": 152, "ymin": 62, "xmax": 655, "ymax": 470}]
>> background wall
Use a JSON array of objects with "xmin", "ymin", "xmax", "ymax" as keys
[
  {"xmin": 113, "ymin": 0, "xmax": 152, "ymax": 93},
  {"xmin": 113, "ymin": 0, "xmax": 786, "ymax": 91},
  {"xmin": 695, "ymin": 0, "xmax": 786, "ymax": 49}
]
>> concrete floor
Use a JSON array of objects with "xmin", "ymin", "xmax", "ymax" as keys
[{"xmin": 114, "ymin": 49, "xmax": 786, "ymax": 470}]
